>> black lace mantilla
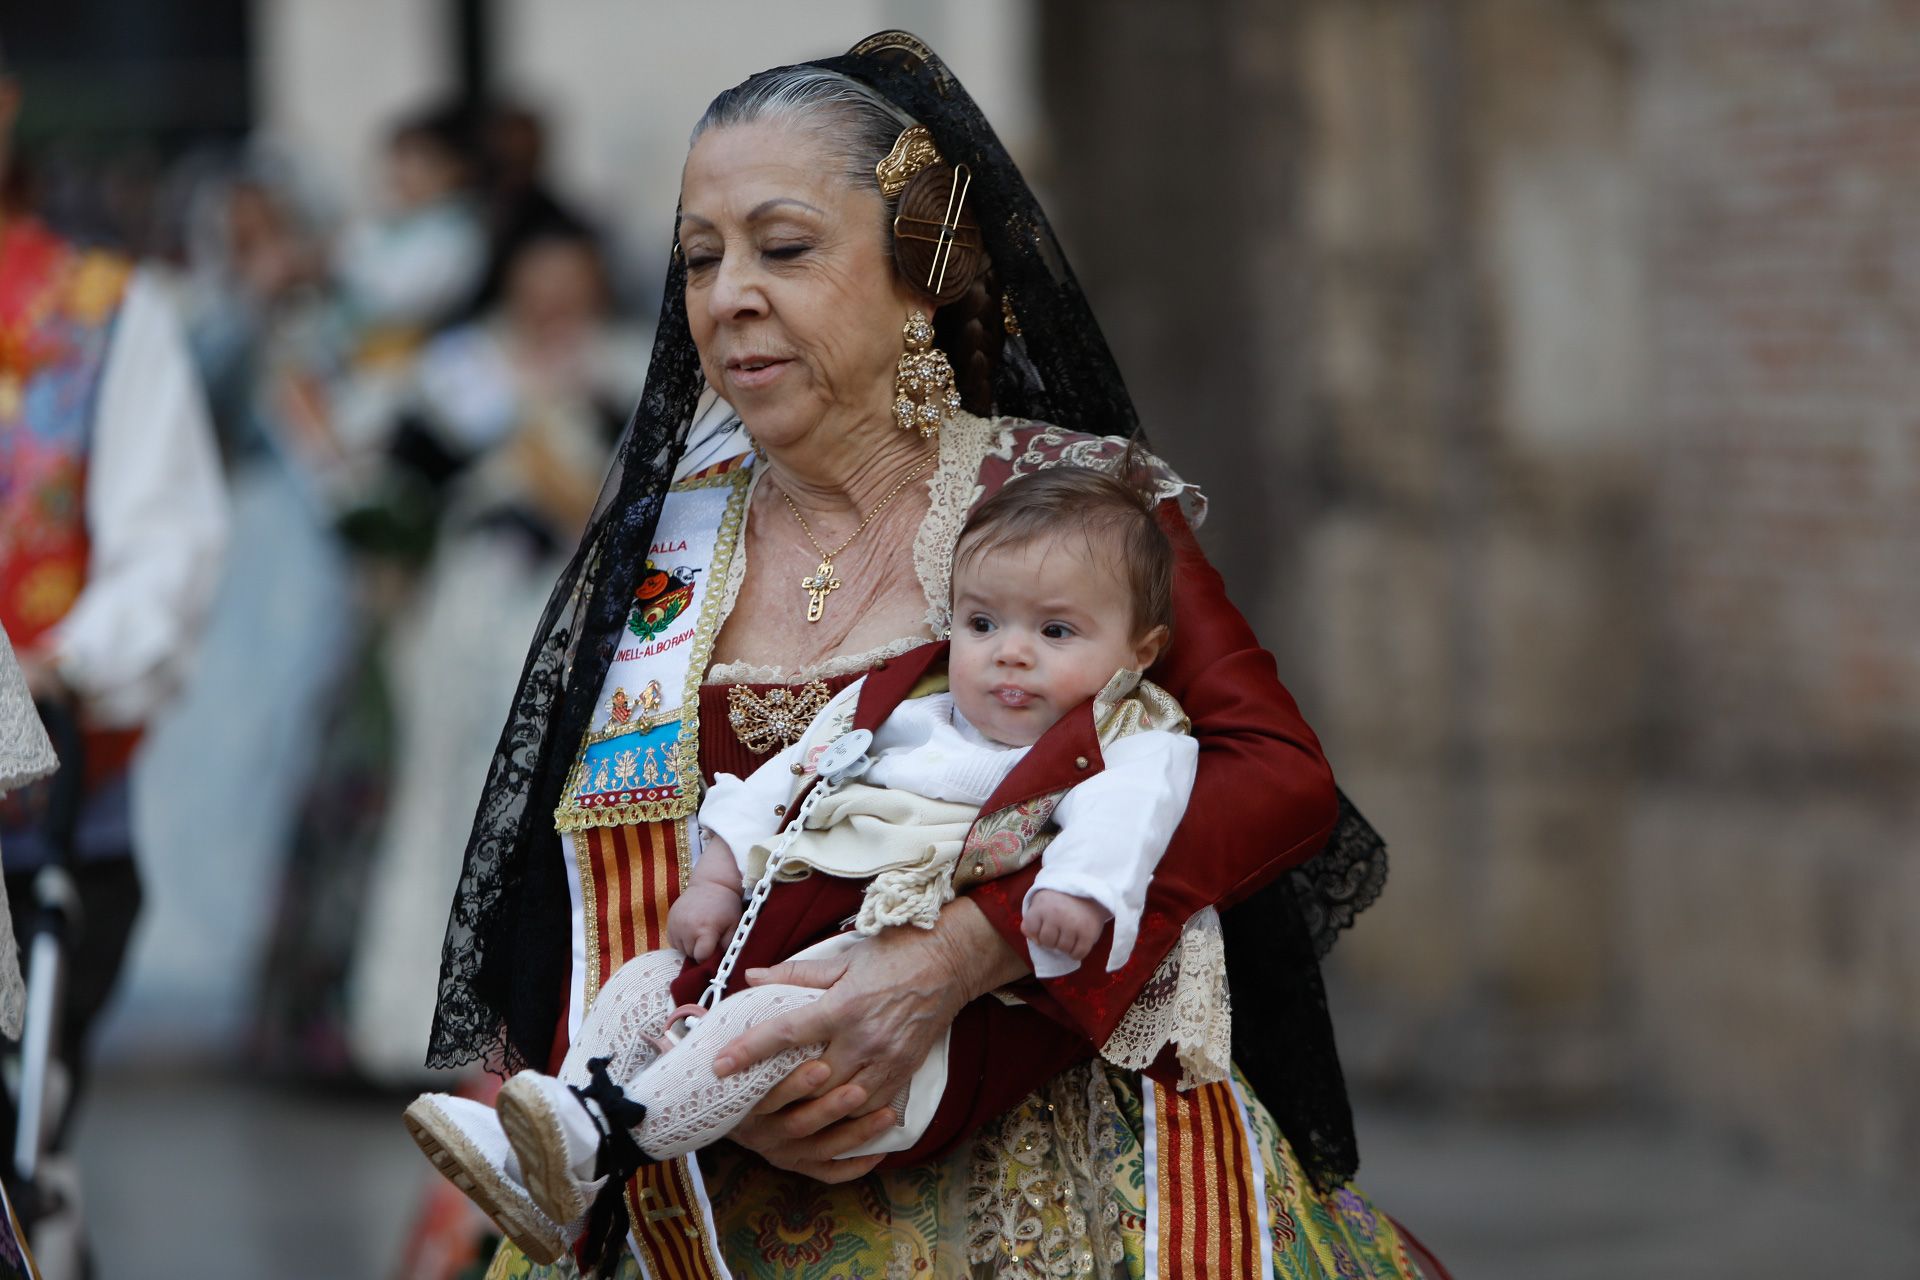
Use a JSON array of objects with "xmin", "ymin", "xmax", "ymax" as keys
[
  {"xmin": 1292, "ymin": 788, "xmax": 1390, "ymax": 960},
  {"xmin": 427, "ymin": 29, "xmax": 1390, "ymax": 1189},
  {"xmin": 1223, "ymin": 787, "xmax": 1388, "ymax": 1191}
]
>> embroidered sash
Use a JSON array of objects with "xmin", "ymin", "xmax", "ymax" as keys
[{"xmin": 558, "ymin": 457, "xmax": 752, "ymax": 1280}]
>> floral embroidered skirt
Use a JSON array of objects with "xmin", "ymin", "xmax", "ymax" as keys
[{"xmin": 483, "ymin": 1063, "xmax": 1421, "ymax": 1280}]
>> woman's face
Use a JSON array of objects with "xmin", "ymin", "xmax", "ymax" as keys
[{"xmin": 678, "ymin": 121, "xmax": 920, "ymax": 450}]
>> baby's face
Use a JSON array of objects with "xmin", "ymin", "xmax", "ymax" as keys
[{"xmin": 949, "ymin": 533, "xmax": 1165, "ymax": 747}]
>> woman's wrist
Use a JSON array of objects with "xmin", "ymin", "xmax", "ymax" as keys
[{"xmin": 929, "ymin": 896, "xmax": 1029, "ymax": 1005}]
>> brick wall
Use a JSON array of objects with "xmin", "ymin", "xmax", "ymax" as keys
[
  {"xmin": 1041, "ymin": 0, "xmax": 1920, "ymax": 1185},
  {"xmin": 1640, "ymin": 2, "xmax": 1920, "ymax": 778},
  {"xmin": 1629, "ymin": 0, "xmax": 1920, "ymax": 1180}
]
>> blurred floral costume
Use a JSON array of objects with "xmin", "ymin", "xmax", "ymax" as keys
[
  {"xmin": 0, "ymin": 216, "xmax": 226, "ymax": 798},
  {"xmin": 339, "ymin": 267, "xmax": 647, "ymax": 1084},
  {"xmin": 0, "ymin": 221, "xmax": 134, "ymax": 701}
]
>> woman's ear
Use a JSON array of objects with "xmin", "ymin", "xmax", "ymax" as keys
[{"xmin": 1132, "ymin": 624, "xmax": 1171, "ymax": 671}]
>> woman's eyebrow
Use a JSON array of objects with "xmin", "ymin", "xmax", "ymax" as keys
[
  {"xmin": 680, "ymin": 198, "xmax": 824, "ymax": 231},
  {"xmin": 748, "ymin": 197, "xmax": 824, "ymax": 221}
]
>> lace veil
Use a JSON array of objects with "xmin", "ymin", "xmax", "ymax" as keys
[{"xmin": 428, "ymin": 30, "xmax": 1387, "ymax": 1191}]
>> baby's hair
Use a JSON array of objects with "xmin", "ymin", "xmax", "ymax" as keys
[{"xmin": 953, "ymin": 449, "xmax": 1175, "ymax": 640}]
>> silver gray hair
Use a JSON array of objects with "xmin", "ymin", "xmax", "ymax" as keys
[{"xmin": 691, "ymin": 66, "xmax": 916, "ymax": 201}]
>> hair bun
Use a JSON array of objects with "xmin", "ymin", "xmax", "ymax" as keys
[{"xmin": 892, "ymin": 163, "xmax": 986, "ymax": 305}]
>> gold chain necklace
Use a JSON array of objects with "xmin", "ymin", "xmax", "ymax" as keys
[{"xmin": 779, "ymin": 452, "xmax": 934, "ymax": 622}]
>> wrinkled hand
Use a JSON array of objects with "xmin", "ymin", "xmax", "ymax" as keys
[
  {"xmin": 666, "ymin": 882, "xmax": 743, "ymax": 963},
  {"xmin": 718, "ymin": 899, "xmax": 1028, "ymax": 1178},
  {"xmin": 1021, "ymin": 889, "xmax": 1107, "ymax": 962},
  {"xmin": 725, "ymin": 1060, "xmax": 894, "ymax": 1184}
]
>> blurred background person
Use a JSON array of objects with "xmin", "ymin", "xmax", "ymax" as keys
[
  {"xmin": 335, "ymin": 104, "xmax": 486, "ymax": 337},
  {"xmin": 0, "ymin": 45, "xmax": 226, "ymax": 1275},
  {"xmin": 341, "ymin": 223, "xmax": 646, "ymax": 1085},
  {"xmin": 469, "ymin": 100, "xmax": 601, "ymax": 318},
  {"xmin": 133, "ymin": 152, "xmax": 363, "ymax": 1072}
]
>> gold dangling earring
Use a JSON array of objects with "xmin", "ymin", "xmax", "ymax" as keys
[{"xmin": 893, "ymin": 310, "xmax": 961, "ymax": 439}]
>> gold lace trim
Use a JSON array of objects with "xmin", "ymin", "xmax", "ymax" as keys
[
  {"xmin": 912, "ymin": 408, "xmax": 1003, "ymax": 635},
  {"xmin": 964, "ymin": 1061, "xmax": 1132, "ymax": 1277}
]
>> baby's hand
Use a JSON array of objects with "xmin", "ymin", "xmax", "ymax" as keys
[
  {"xmin": 1021, "ymin": 890, "xmax": 1108, "ymax": 964},
  {"xmin": 667, "ymin": 882, "xmax": 744, "ymax": 963}
]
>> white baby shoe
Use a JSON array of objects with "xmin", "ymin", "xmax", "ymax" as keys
[
  {"xmin": 404, "ymin": 1092, "xmax": 574, "ymax": 1265},
  {"xmin": 498, "ymin": 1070, "xmax": 613, "ymax": 1228}
]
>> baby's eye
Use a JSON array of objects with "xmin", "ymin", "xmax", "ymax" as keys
[
  {"xmin": 966, "ymin": 614, "xmax": 994, "ymax": 634},
  {"xmin": 1041, "ymin": 622, "xmax": 1076, "ymax": 640}
]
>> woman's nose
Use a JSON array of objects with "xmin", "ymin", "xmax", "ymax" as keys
[{"xmin": 707, "ymin": 254, "xmax": 767, "ymax": 321}]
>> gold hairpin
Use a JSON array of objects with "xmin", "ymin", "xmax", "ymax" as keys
[
  {"xmin": 876, "ymin": 125, "xmax": 943, "ymax": 198},
  {"xmin": 929, "ymin": 165, "xmax": 970, "ymax": 293}
]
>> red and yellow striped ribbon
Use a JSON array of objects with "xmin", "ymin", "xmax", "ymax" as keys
[
  {"xmin": 579, "ymin": 823, "xmax": 729, "ymax": 1279},
  {"xmin": 1149, "ymin": 1079, "xmax": 1268, "ymax": 1278}
]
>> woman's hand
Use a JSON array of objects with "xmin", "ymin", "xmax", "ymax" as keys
[
  {"xmin": 725, "ymin": 1061, "xmax": 894, "ymax": 1183},
  {"xmin": 715, "ymin": 898, "xmax": 1028, "ymax": 1173}
]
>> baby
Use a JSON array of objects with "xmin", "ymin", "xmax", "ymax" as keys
[{"xmin": 406, "ymin": 464, "xmax": 1199, "ymax": 1262}]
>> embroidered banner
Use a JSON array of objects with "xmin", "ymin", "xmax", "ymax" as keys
[
  {"xmin": 556, "ymin": 466, "xmax": 750, "ymax": 833},
  {"xmin": 560, "ymin": 454, "xmax": 754, "ymax": 1280}
]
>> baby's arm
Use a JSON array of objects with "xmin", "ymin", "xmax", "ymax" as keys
[
  {"xmin": 668, "ymin": 833, "xmax": 744, "ymax": 962},
  {"xmin": 679, "ymin": 736, "xmax": 807, "ymax": 963},
  {"xmin": 1025, "ymin": 728, "xmax": 1199, "ymax": 977}
]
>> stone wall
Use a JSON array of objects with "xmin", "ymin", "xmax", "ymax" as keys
[{"xmin": 1041, "ymin": 0, "xmax": 1920, "ymax": 1184}]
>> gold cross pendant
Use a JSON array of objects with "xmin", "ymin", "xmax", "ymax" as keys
[{"xmin": 800, "ymin": 559, "xmax": 842, "ymax": 623}]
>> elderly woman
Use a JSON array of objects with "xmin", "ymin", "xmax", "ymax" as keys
[{"xmin": 430, "ymin": 33, "xmax": 1434, "ymax": 1280}]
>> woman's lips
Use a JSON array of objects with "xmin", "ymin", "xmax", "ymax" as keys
[{"xmin": 725, "ymin": 358, "xmax": 791, "ymax": 390}]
